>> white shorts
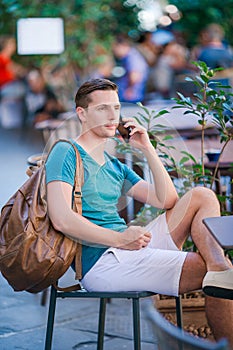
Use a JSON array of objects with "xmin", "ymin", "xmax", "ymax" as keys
[{"xmin": 81, "ymin": 212, "xmax": 187, "ymax": 296}]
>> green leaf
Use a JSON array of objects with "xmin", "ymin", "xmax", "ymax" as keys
[
  {"xmin": 185, "ymin": 77, "xmax": 194, "ymax": 82},
  {"xmin": 196, "ymin": 76, "xmax": 206, "ymax": 85},
  {"xmin": 198, "ymin": 120, "xmax": 206, "ymax": 125},
  {"xmin": 200, "ymin": 74, "xmax": 209, "ymax": 83},
  {"xmin": 156, "ymin": 109, "xmax": 170, "ymax": 116},
  {"xmin": 181, "ymin": 151, "xmax": 198, "ymax": 164},
  {"xmin": 183, "ymin": 110, "xmax": 196, "ymax": 115},
  {"xmin": 179, "ymin": 156, "xmax": 190, "ymax": 164},
  {"xmin": 162, "ymin": 135, "xmax": 174, "ymax": 141},
  {"xmin": 136, "ymin": 112, "xmax": 149, "ymax": 123},
  {"xmin": 150, "ymin": 139, "xmax": 157, "ymax": 148}
]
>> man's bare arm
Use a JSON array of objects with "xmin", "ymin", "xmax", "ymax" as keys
[
  {"xmin": 124, "ymin": 119, "xmax": 178, "ymax": 209},
  {"xmin": 47, "ymin": 181, "xmax": 151, "ymax": 249}
]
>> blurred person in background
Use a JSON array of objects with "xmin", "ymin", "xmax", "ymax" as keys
[
  {"xmin": 190, "ymin": 27, "xmax": 212, "ymax": 63},
  {"xmin": 112, "ymin": 35, "xmax": 149, "ymax": 103},
  {"xmin": 25, "ymin": 69, "xmax": 65, "ymax": 125},
  {"xmin": 0, "ymin": 35, "xmax": 27, "ymax": 128},
  {"xmin": 136, "ymin": 31, "xmax": 158, "ymax": 68},
  {"xmin": 149, "ymin": 30, "xmax": 189, "ymax": 99},
  {"xmin": 196, "ymin": 24, "xmax": 233, "ymax": 69},
  {"xmin": 136, "ymin": 31, "xmax": 160, "ymax": 101},
  {"xmin": 90, "ymin": 54, "xmax": 114, "ymax": 80}
]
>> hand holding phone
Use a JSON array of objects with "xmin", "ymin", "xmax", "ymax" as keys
[{"xmin": 117, "ymin": 119, "xmax": 131, "ymax": 142}]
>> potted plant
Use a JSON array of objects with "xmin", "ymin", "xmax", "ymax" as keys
[{"xmin": 116, "ymin": 61, "xmax": 233, "ymax": 221}]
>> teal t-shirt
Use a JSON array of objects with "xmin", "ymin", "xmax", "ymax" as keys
[{"xmin": 45, "ymin": 140, "xmax": 142, "ymax": 276}]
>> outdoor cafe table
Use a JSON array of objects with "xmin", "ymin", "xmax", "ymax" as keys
[
  {"xmin": 203, "ymin": 216, "xmax": 233, "ymax": 250},
  {"xmin": 165, "ymin": 137, "xmax": 233, "ymax": 164},
  {"xmin": 203, "ymin": 216, "xmax": 233, "ymax": 300},
  {"xmin": 163, "ymin": 137, "xmax": 233, "ymax": 199}
]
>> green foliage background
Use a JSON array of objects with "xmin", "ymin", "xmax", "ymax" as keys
[
  {"xmin": 171, "ymin": 0, "xmax": 233, "ymax": 47},
  {"xmin": 0, "ymin": 0, "xmax": 139, "ymax": 71},
  {"xmin": 1, "ymin": 0, "xmax": 233, "ymax": 71}
]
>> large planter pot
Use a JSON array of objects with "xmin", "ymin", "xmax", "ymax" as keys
[{"xmin": 153, "ymin": 291, "xmax": 214, "ymax": 340}]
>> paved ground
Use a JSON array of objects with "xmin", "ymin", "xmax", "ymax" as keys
[
  {"xmin": 0, "ymin": 126, "xmax": 156, "ymax": 349},
  {"xmin": 0, "ymin": 269, "xmax": 156, "ymax": 350}
]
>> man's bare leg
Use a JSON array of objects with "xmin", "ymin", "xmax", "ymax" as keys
[
  {"xmin": 166, "ymin": 187, "xmax": 229, "ymax": 270},
  {"xmin": 206, "ymin": 296, "xmax": 233, "ymax": 347},
  {"xmin": 166, "ymin": 187, "xmax": 233, "ymax": 346},
  {"xmin": 179, "ymin": 253, "xmax": 233, "ymax": 347}
]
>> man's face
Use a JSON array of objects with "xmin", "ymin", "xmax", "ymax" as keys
[{"xmin": 79, "ymin": 90, "xmax": 121, "ymax": 138}]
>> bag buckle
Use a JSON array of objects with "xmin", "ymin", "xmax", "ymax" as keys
[{"xmin": 74, "ymin": 191, "xmax": 82, "ymax": 198}]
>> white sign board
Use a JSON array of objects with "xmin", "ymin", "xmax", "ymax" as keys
[{"xmin": 17, "ymin": 17, "xmax": 65, "ymax": 55}]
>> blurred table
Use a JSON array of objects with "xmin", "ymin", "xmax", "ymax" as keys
[
  {"xmin": 166, "ymin": 137, "xmax": 233, "ymax": 204},
  {"xmin": 203, "ymin": 216, "xmax": 233, "ymax": 250},
  {"xmin": 165, "ymin": 137, "xmax": 233, "ymax": 165},
  {"xmin": 35, "ymin": 112, "xmax": 81, "ymax": 150},
  {"xmin": 182, "ymin": 139, "xmax": 233, "ymax": 194}
]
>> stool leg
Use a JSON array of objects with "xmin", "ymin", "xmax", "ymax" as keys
[
  {"xmin": 132, "ymin": 298, "xmax": 141, "ymax": 350},
  {"xmin": 175, "ymin": 295, "xmax": 183, "ymax": 329},
  {"xmin": 97, "ymin": 298, "xmax": 107, "ymax": 350},
  {"xmin": 44, "ymin": 285, "xmax": 57, "ymax": 350}
]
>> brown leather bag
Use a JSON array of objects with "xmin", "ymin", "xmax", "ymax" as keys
[{"xmin": 0, "ymin": 140, "xmax": 83, "ymax": 293}]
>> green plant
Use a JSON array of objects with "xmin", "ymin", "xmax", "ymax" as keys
[
  {"xmin": 0, "ymin": 0, "xmax": 140, "ymax": 74},
  {"xmin": 172, "ymin": 61, "xmax": 233, "ymax": 189},
  {"xmin": 169, "ymin": 0, "xmax": 233, "ymax": 48},
  {"xmin": 116, "ymin": 61, "xmax": 233, "ymax": 224}
]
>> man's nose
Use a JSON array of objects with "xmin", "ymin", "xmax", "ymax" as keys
[{"xmin": 107, "ymin": 107, "xmax": 118, "ymax": 120}]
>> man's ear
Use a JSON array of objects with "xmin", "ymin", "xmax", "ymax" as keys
[{"xmin": 76, "ymin": 107, "xmax": 86, "ymax": 123}]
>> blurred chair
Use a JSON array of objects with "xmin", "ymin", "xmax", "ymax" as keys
[
  {"xmin": 173, "ymin": 73, "xmax": 198, "ymax": 98},
  {"xmin": 145, "ymin": 300, "xmax": 230, "ymax": 350}
]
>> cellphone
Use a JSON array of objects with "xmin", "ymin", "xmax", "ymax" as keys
[{"xmin": 117, "ymin": 119, "xmax": 131, "ymax": 141}]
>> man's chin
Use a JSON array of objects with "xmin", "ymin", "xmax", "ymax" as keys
[{"xmin": 103, "ymin": 128, "xmax": 117, "ymax": 137}]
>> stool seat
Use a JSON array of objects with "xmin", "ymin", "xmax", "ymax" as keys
[
  {"xmin": 57, "ymin": 289, "xmax": 155, "ymax": 298},
  {"xmin": 44, "ymin": 284, "xmax": 183, "ymax": 350}
]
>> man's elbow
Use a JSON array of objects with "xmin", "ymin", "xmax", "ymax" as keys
[
  {"xmin": 164, "ymin": 195, "xmax": 179, "ymax": 209},
  {"xmin": 49, "ymin": 215, "xmax": 68, "ymax": 233}
]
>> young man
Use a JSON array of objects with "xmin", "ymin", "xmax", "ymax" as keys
[{"xmin": 46, "ymin": 78, "xmax": 233, "ymax": 346}]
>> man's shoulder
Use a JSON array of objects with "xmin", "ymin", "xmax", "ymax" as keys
[
  {"xmin": 48, "ymin": 140, "xmax": 77, "ymax": 162},
  {"xmin": 52, "ymin": 139, "xmax": 76, "ymax": 151}
]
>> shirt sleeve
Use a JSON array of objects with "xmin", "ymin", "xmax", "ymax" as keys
[
  {"xmin": 121, "ymin": 162, "xmax": 142, "ymax": 195},
  {"xmin": 45, "ymin": 141, "xmax": 76, "ymax": 186}
]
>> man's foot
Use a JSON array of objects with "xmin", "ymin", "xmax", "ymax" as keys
[{"xmin": 202, "ymin": 269, "xmax": 233, "ymax": 299}]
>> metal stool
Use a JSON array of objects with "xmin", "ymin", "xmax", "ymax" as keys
[{"xmin": 44, "ymin": 285, "xmax": 183, "ymax": 350}]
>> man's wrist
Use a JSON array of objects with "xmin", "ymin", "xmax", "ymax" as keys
[{"xmin": 141, "ymin": 142, "xmax": 157, "ymax": 155}]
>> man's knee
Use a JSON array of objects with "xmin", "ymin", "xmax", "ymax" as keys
[
  {"xmin": 179, "ymin": 252, "xmax": 206, "ymax": 293},
  {"xmin": 187, "ymin": 187, "xmax": 219, "ymax": 209}
]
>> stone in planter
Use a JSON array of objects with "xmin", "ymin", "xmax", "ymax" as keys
[{"xmin": 153, "ymin": 291, "xmax": 214, "ymax": 340}]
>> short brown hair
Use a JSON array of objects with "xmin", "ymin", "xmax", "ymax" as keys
[{"xmin": 75, "ymin": 78, "xmax": 118, "ymax": 108}]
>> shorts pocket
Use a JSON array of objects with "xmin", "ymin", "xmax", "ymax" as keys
[{"xmin": 103, "ymin": 248, "xmax": 121, "ymax": 263}]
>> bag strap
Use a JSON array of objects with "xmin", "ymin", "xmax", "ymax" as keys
[
  {"xmin": 54, "ymin": 282, "xmax": 83, "ymax": 292},
  {"xmin": 70, "ymin": 141, "xmax": 84, "ymax": 215}
]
